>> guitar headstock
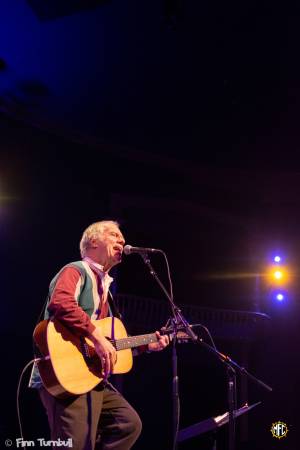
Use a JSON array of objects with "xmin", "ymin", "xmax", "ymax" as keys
[
  {"xmin": 160, "ymin": 325, "xmax": 193, "ymax": 344},
  {"xmin": 174, "ymin": 331, "xmax": 191, "ymax": 344}
]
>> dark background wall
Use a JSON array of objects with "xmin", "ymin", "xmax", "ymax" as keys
[{"xmin": 1, "ymin": 119, "xmax": 299, "ymax": 450}]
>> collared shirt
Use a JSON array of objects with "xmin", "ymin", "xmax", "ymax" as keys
[{"xmin": 83, "ymin": 257, "xmax": 113, "ymax": 319}]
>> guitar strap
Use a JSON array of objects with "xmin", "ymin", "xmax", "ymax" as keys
[
  {"xmin": 111, "ymin": 316, "xmax": 115, "ymax": 341},
  {"xmin": 108, "ymin": 291, "xmax": 122, "ymax": 321}
]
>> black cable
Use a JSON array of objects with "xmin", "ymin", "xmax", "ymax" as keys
[
  {"xmin": 16, "ymin": 358, "xmax": 38, "ymax": 439},
  {"xmin": 19, "ymin": 295, "xmax": 49, "ymax": 439},
  {"xmin": 161, "ymin": 250, "xmax": 174, "ymax": 301},
  {"xmin": 197, "ymin": 323, "xmax": 218, "ymax": 350}
]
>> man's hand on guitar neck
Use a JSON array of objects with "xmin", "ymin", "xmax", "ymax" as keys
[
  {"xmin": 90, "ymin": 327, "xmax": 117, "ymax": 378},
  {"xmin": 148, "ymin": 331, "xmax": 169, "ymax": 352}
]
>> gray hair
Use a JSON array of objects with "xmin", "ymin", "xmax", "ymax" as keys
[{"xmin": 79, "ymin": 220, "xmax": 120, "ymax": 257}]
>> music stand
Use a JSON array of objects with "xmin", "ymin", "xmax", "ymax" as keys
[{"xmin": 177, "ymin": 401, "xmax": 261, "ymax": 443}]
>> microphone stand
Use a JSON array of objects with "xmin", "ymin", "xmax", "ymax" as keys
[
  {"xmin": 139, "ymin": 252, "xmax": 272, "ymax": 450},
  {"xmin": 140, "ymin": 252, "xmax": 199, "ymax": 450}
]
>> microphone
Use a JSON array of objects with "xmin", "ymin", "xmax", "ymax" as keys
[{"xmin": 123, "ymin": 245, "xmax": 162, "ymax": 255}]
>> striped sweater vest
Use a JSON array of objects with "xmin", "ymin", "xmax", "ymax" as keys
[{"xmin": 45, "ymin": 261, "xmax": 111, "ymax": 320}]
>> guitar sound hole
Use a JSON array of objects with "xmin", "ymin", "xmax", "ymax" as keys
[
  {"xmin": 80, "ymin": 339, "xmax": 95, "ymax": 363},
  {"xmin": 79, "ymin": 339, "xmax": 103, "ymax": 374}
]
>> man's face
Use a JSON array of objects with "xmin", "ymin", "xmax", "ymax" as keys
[{"xmin": 95, "ymin": 225, "xmax": 125, "ymax": 270}]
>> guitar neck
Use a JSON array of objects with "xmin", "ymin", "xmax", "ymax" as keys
[{"xmin": 115, "ymin": 333, "xmax": 158, "ymax": 351}]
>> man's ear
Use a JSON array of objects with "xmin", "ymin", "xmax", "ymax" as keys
[{"xmin": 90, "ymin": 238, "xmax": 99, "ymax": 249}]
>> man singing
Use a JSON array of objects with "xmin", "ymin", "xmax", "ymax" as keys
[{"xmin": 29, "ymin": 220, "xmax": 169, "ymax": 450}]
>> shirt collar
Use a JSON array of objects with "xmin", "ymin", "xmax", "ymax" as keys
[
  {"xmin": 83, "ymin": 256, "xmax": 108, "ymax": 275},
  {"xmin": 83, "ymin": 257, "xmax": 114, "ymax": 295}
]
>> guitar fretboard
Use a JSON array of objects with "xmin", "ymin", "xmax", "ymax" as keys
[{"xmin": 114, "ymin": 333, "xmax": 158, "ymax": 351}]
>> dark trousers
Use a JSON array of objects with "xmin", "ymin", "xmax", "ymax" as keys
[{"xmin": 39, "ymin": 383, "xmax": 142, "ymax": 450}]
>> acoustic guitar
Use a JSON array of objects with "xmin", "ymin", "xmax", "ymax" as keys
[{"xmin": 33, "ymin": 317, "xmax": 189, "ymax": 398}]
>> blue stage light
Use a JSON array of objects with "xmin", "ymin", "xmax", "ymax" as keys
[
  {"xmin": 275, "ymin": 293, "xmax": 284, "ymax": 302},
  {"xmin": 274, "ymin": 255, "xmax": 281, "ymax": 263}
]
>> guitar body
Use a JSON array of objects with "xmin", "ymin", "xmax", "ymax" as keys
[{"xmin": 33, "ymin": 317, "xmax": 133, "ymax": 398}]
